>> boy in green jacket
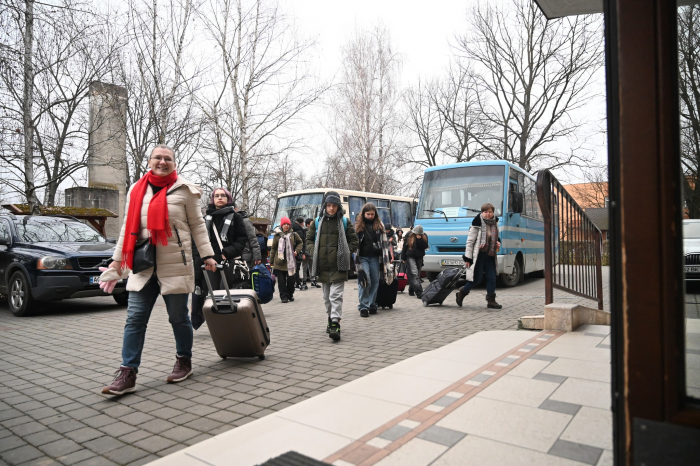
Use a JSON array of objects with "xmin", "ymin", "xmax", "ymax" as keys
[{"xmin": 305, "ymin": 191, "xmax": 359, "ymax": 341}]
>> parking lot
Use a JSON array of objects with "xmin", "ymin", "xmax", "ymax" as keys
[{"xmin": 0, "ymin": 271, "xmax": 611, "ymax": 466}]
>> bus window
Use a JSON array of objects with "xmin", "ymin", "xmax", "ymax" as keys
[
  {"xmin": 522, "ymin": 176, "xmax": 542, "ymax": 220},
  {"xmin": 368, "ymin": 199, "xmax": 391, "ymax": 225},
  {"xmin": 391, "ymin": 201, "xmax": 412, "ymax": 229},
  {"xmin": 348, "ymin": 196, "xmax": 365, "ymax": 220},
  {"xmin": 273, "ymin": 193, "xmax": 324, "ymax": 227}
]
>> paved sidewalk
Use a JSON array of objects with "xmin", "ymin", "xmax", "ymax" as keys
[
  {"xmin": 0, "ymin": 271, "xmax": 610, "ymax": 466},
  {"xmin": 150, "ymin": 325, "xmax": 613, "ymax": 466}
]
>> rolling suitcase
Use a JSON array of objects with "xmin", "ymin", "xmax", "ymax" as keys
[
  {"xmin": 395, "ymin": 261, "xmax": 407, "ymax": 292},
  {"xmin": 421, "ymin": 266, "xmax": 467, "ymax": 307},
  {"xmin": 202, "ymin": 264, "xmax": 271, "ymax": 360},
  {"xmin": 376, "ymin": 279, "xmax": 399, "ymax": 309}
]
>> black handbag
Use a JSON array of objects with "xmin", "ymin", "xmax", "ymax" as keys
[{"xmin": 132, "ymin": 238, "xmax": 155, "ymax": 274}]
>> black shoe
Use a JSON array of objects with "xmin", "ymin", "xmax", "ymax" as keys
[
  {"xmin": 281, "ymin": 298, "xmax": 289, "ymax": 303},
  {"xmin": 360, "ymin": 309, "xmax": 369, "ymax": 317},
  {"xmin": 409, "ymin": 289, "xmax": 415, "ymax": 296},
  {"xmin": 329, "ymin": 321, "xmax": 341, "ymax": 341},
  {"xmin": 302, "ymin": 285, "xmax": 308, "ymax": 290},
  {"xmin": 312, "ymin": 282, "xmax": 321, "ymax": 288},
  {"xmin": 289, "ymin": 296, "xmax": 295, "ymax": 302},
  {"xmin": 369, "ymin": 307, "xmax": 378, "ymax": 315},
  {"xmin": 326, "ymin": 317, "xmax": 331, "ymax": 333}
]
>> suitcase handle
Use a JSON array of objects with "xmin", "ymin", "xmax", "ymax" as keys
[{"xmin": 201, "ymin": 264, "xmax": 237, "ymax": 313}]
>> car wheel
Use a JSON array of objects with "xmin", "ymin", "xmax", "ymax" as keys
[
  {"xmin": 8, "ymin": 271, "xmax": 35, "ymax": 317},
  {"xmin": 113, "ymin": 291, "xmax": 129, "ymax": 306},
  {"xmin": 499, "ymin": 258, "xmax": 522, "ymax": 288}
]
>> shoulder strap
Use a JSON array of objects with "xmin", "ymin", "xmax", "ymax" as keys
[
  {"xmin": 212, "ymin": 224, "xmax": 225, "ymax": 260},
  {"xmin": 219, "ymin": 213, "xmax": 235, "ymax": 242},
  {"xmin": 205, "ymin": 215, "xmax": 212, "ymax": 233}
]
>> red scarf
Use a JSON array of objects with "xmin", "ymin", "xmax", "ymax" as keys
[{"xmin": 121, "ymin": 170, "xmax": 178, "ymax": 270}]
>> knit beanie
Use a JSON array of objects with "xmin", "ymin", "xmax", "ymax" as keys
[
  {"xmin": 412, "ymin": 225, "xmax": 424, "ymax": 235},
  {"xmin": 281, "ymin": 217, "xmax": 291, "ymax": 226},
  {"xmin": 321, "ymin": 191, "xmax": 343, "ymax": 215}
]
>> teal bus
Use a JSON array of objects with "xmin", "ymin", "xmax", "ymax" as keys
[{"xmin": 416, "ymin": 161, "xmax": 545, "ymax": 286}]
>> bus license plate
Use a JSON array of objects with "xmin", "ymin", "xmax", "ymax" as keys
[
  {"xmin": 685, "ymin": 266, "xmax": 700, "ymax": 273},
  {"xmin": 90, "ymin": 276, "xmax": 100, "ymax": 284},
  {"xmin": 441, "ymin": 259, "xmax": 464, "ymax": 266}
]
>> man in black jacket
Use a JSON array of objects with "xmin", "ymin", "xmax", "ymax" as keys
[{"xmin": 292, "ymin": 217, "xmax": 307, "ymax": 290}]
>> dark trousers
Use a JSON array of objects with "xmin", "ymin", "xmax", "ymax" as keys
[
  {"xmin": 273, "ymin": 269, "xmax": 296, "ymax": 299},
  {"xmin": 462, "ymin": 252, "xmax": 497, "ymax": 295}
]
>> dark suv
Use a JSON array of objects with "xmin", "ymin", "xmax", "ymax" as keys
[{"xmin": 0, "ymin": 214, "xmax": 127, "ymax": 316}]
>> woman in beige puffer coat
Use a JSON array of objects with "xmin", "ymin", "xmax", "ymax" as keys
[{"xmin": 100, "ymin": 145, "xmax": 217, "ymax": 397}]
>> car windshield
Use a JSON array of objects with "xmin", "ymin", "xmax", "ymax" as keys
[
  {"xmin": 684, "ymin": 221, "xmax": 700, "ymax": 239},
  {"xmin": 14, "ymin": 217, "xmax": 106, "ymax": 243},
  {"xmin": 273, "ymin": 193, "xmax": 324, "ymax": 227},
  {"xmin": 417, "ymin": 165, "xmax": 505, "ymax": 218}
]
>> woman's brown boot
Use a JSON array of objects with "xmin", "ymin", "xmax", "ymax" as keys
[
  {"xmin": 486, "ymin": 293, "xmax": 502, "ymax": 309},
  {"xmin": 455, "ymin": 288, "xmax": 469, "ymax": 307}
]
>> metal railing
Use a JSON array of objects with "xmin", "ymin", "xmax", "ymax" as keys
[{"xmin": 536, "ymin": 169, "xmax": 604, "ymax": 310}]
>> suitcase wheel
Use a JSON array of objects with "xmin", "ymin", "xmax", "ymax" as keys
[
  {"xmin": 389, "ymin": 304, "xmax": 393, "ymax": 309},
  {"xmin": 220, "ymin": 355, "xmax": 227, "ymax": 360},
  {"xmin": 422, "ymin": 301, "xmax": 428, "ymax": 307},
  {"xmin": 258, "ymin": 355, "xmax": 265, "ymax": 360}
]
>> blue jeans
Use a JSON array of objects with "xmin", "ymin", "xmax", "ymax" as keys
[
  {"xmin": 462, "ymin": 252, "xmax": 497, "ymax": 295},
  {"xmin": 121, "ymin": 277, "xmax": 193, "ymax": 370},
  {"xmin": 357, "ymin": 256, "xmax": 380, "ymax": 311}
]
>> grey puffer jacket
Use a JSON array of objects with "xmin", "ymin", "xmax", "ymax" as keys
[{"xmin": 238, "ymin": 210, "xmax": 262, "ymax": 263}]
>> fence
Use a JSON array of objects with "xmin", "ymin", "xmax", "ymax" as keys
[{"xmin": 536, "ymin": 169, "xmax": 604, "ymax": 310}]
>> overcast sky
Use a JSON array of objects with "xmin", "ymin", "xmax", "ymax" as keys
[{"xmin": 284, "ymin": 0, "xmax": 607, "ymax": 183}]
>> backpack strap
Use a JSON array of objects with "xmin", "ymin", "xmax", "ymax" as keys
[
  {"xmin": 219, "ymin": 213, "xmax": 236, "ymax": 242},
  {"xmin": 205, "ymin": 215, "xmax": 212, "ymax": 233}
]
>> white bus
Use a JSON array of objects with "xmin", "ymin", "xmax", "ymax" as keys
[{"xmin": 270, "ymin": 188, "xmax": 416, "ymax": 232}]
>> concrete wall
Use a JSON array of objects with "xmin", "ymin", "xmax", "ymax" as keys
[
  {"xmin": 85, "ymin": 82, "xmax": 128, "ymax": 237},
  {"xmin": 64, "ymin": 187, "xmax": 121, "ymax": 238}
]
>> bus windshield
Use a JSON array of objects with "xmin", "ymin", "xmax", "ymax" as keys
[
  {"xmin": 273, "ymin": 193, "xmax": 324, "ymax": 226},
  {"xmin": 417, "ymin": 165, "xmax": 505, "ymax": 219}
]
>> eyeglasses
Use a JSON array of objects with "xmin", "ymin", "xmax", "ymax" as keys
[
  {"xmin": 151, "ymin": 156, "xmax": 174, "ymax": 163},
  {"xmin": 213, "ymin": 194, "xmax": 228, "ymax": 198}
]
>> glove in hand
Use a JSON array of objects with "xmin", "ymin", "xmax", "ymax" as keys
[
  {"xmin": 357, "ymin": 269, "xmax": 369, "ymax": 288},
  {"xmin": 98, "ymin": 266, "xmax": 119, "ymax": 294}
]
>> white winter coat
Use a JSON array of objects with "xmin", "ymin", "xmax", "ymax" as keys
[{"xmin": 112, "ymin": 176, "xmax": 215, "ymax": 295}]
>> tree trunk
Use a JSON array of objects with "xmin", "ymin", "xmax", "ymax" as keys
[{"xmin": 23, "ymin": 0, "xmax": 40, "ymax": 214}]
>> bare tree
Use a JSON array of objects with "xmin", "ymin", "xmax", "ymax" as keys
[
  {"xmin": 403, "ymin": 79, "xmax": 446, "ymax": 168},
  {"xmin": 110, "ymin": 0, "xmax": 204, "ymax": 185},
  {"xmin": 197, "ymin": 0, "xmax": 325, "ymax": 212},
  {"xmin": 1, "ymin": 0, "xmax": 120, "ymax": 206},
  {"xmin": 328, "ymin": 25, "xmax": 404, "ymax": 194},
  {"xmin": 679, "ymin": 5, "xmax": 700, "ymax": 218},
  {"xmin": 457, "ymin": 0, "xmax": 603, "ymax": 172}
]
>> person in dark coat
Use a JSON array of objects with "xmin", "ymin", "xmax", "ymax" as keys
[
  {"xmin": 400, "ymin": 225, "xmax": 429, "ymax": 298},
  {"xmin": 255, "ymin": 227, "xmax": 269, "ymax": 263},
  {"xmin": 198, "ymin": 187, "xmax": 249, "ymax": 291},
  {"xmin": 305, "ymin": 191, "xmax": 359, "ymax": 341},
  {"xmin": 292, "ymin": 217, "xmax": 308, "ymax": 290},
  {"xmin": 236, "ymin": 207, "xmax": 262, "ymax": 269},
  {"xmin": 303, "ymin": 218, "xmax": 318, "ymax": 287}
]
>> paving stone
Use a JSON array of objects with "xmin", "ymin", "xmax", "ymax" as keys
[
  {"xmin": 8, "ymin": 422, "xmax": 46, "ymax": 438},
  {"xmin": 548, "ymin": 439, "xmax": 603, "ymax": 465},
  {"xmin": 81, "ymin": 415, "xmax": 116, "ymax": 429},
  {"xmin": 38, "ymin": 438, "xmax": 82, "ymax": 457},
  {"xmin": 119, "ymin": 412, "xmax": 154, "ymax": 426},
  {"xmin": 539, "ymin": 399, "xmax": 583, "ymax": 416},
  {"xmin": 97, "ymin": 422, "xmax": 137, "ymax": 438},
  {"xmin": 139, "ymin": 419, "xmax": 177, "ymax": 435},
  {"xmin": 183, "ymin": 418, "xmax": 223, "ymax": 433},
  {"xmin": 55, "ymin": 449, "xmax": 96, "ymax": 465},
  {"xmin": 22, "ymin": 430, "xmax": 64, "ymax": 447},
  {"xmin": 378, "ymin": 424, "xmax": 412, "ymax": 441},
  {"xmin": 82, "ymin": 436, "xmax": 126, "ymax": 455},
  {"xmin": 17, "ymin": 455, "xmax": 60, "ymax": 466},
  {"xmin": 128, "ymin": 454, "xmax": 159, "ymax": 466},
  {"xmin": 45, "ymin": 419, "xmax": 84, "ymax": 435},
  {"xmin": 533, "ymin": 373, "xmax": 568, "ymax": 384},
  {"xmin": 103, "ymin": 445, "xmax": 150, "ymax": 463},
  {"xmin": 416, "ymin": 425, "xmax": 467, "ymax": 447},
  {"xmin": 64, "ymin": 427, "xmax": 104, "ymax": 443},
  {"xmin": 159, "ymin": 426, "xmax": 200, "ymax": 442},
  {"xmin": 132, "ymin": 435, "xmax": 177, "ymax": 454},
  {"xmin": 117, "ymin": 430, "xmax": 150, "ymax": 444},
  {"xmin": 74, "ymin": 456, "xmax": 118, "ymax": 466},
  {"xmin": 155, "ymin": 444, "xmax": 186, "ymax": 457},
  {"xmin": 0, "ymin": 435, "xmax": 27, "ymax": 452},
  {"xmin": 0, "ymin": 445, "xmax": 44, "ymax": 465}
]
